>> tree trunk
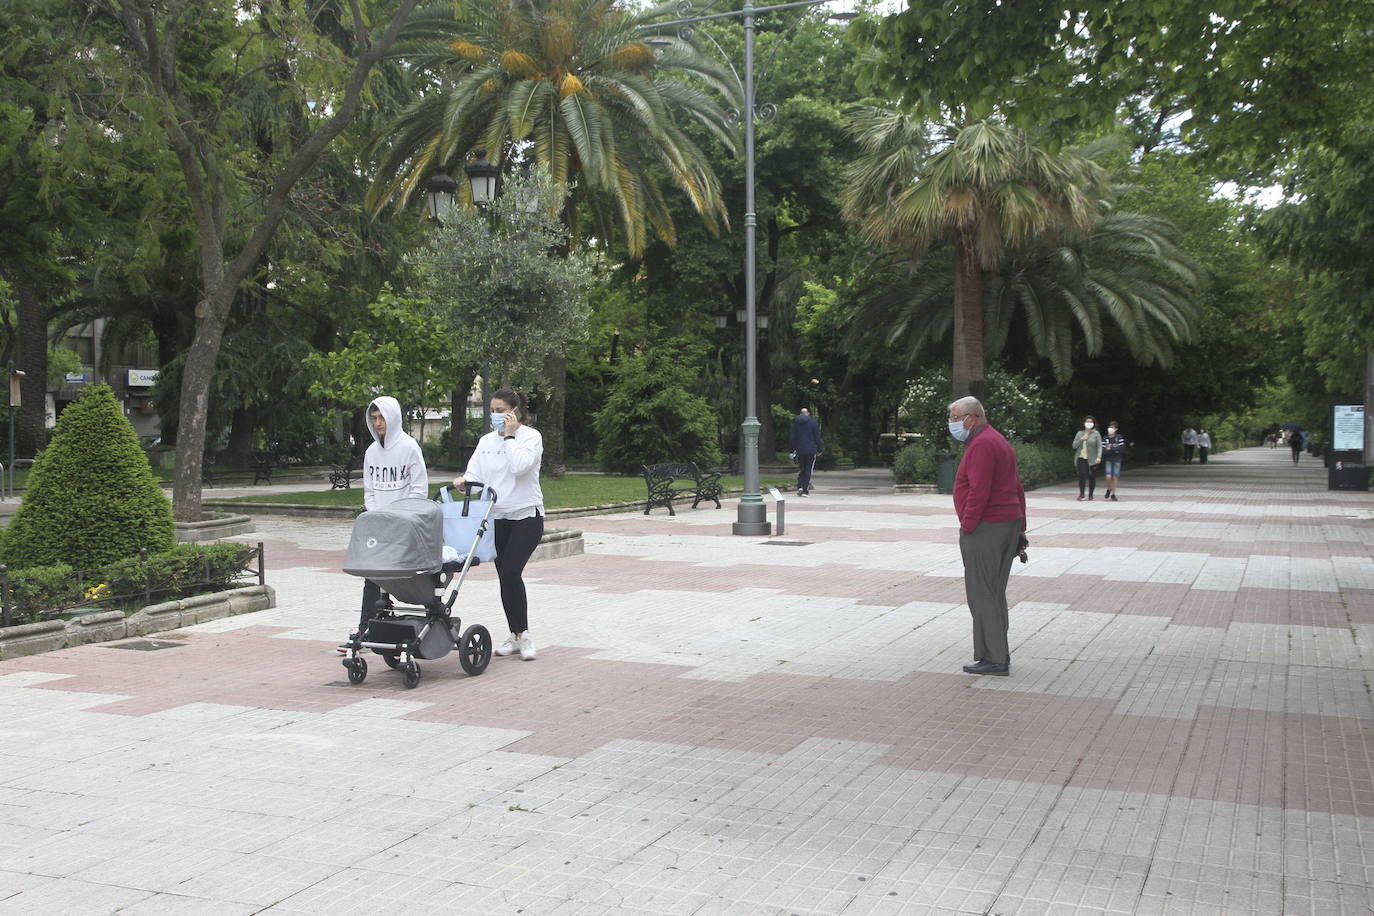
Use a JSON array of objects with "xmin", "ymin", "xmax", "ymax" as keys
[
  {"xmin": 540, "ymin": 351, "xmax": 566, "ymax": 478},
  {"xmin": 11, "ymin": 277, "xmax": 49, "ymax": 458},
  {"xmin": 951, "ymin": 239, "xmax": 986, "ymax": 401},
  {"xmin": 171, "ymin": 296, "xmax": 232, "ymax": 521},
  {"xmin": 448, "ymin": 367, "xmax": 476, "ymax": 465},
  {"xmin": 225, "ymin": 404, "xmax": 257, "ymax": 465}
]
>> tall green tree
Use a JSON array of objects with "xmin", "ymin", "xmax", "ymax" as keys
[
  {"xmin": 91, "ymin": 0, "xmax": 422, "ymax": 520},
  {"xmin": 841, "ymin": 112, "xmax": 1112, "ymax": 398},
  {"xmin": 853, "ymin": 0, "xmax": 1374, "ymax": 175}
]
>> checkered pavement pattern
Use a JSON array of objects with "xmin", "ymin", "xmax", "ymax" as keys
[{"xmin": 0, "ymin": 447, "xmax": 1371, "ymax": 914}]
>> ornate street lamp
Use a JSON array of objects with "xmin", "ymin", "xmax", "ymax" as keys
[
  {"xmin": 464, "ymin": 151, "xmax": 500, "ymax": 211},
  {"xmin": 426, "ymin": 172, "xmax": 458, "ymax": 223}
]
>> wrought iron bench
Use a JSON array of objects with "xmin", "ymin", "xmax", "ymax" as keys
[
  {"xmin": 641, "ymin": 462, "xmax": 724, "ymax": 516},
  {"xmin": 252, "ymin": 451, "xmax": 276, "ymax": 485},
  {"xmin": 329, "ymin": 457, "xmax": 364, "ymax": 490}
]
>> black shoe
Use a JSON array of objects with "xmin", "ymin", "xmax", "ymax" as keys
[
  {"xmin": 1110, "ymin": 492, "xmax": 1119, "ymax": 501},
  {"xmin": 1088, "ymin": 494, "xmax": 1094, "ymax": 500},
  {"xmin": 962, "ymin": 660, "xmax": 1009, "ymax": 676},
  {"xmin": 1077, "ymin": 495, "xmax": 1085, "ymax": 501}
]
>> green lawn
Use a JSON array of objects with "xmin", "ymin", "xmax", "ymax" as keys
[{"xmin": 219, "ymin": 474, "xmax": 792, "ymax": 510}]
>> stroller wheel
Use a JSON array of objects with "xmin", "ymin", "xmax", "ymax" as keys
[
  {"xmin": 459, "ymin": 624, "xmax": 492, "ymax": 676},
  {"xmin": 401, "ymin": 661, "xmax": 421, "ymax": 689},
  {"xmin": 379, "ymin": 651, "xmax": 401, "ymax": 670},
  {"xmin": 345, "ymin": 656, "xmax": 368, "ymax": 685}
]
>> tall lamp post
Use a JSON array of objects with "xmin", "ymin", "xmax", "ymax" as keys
[{"xmin": 645, "ymin": 0, "xmax": 837, "ymax": 536}]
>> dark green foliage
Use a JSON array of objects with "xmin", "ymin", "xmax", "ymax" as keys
[
  {"xmin": 2, "ymin": 563, "xmax": 77, "ymax": 623},
  {"xmin": 893, "ymin": 442, "xmax": 939, "ymax": 485},
  {"xmin": 0, "ymin": 384, "xmax": 175, "ymax": 567},
  {"xmin": 2, "ymin": 542, "xmax": 256, "ymax": 625},
  {"xmin": 1014, "ymin": 443, "xmax": 1070, "ymax": 490},
  {"xmin": 594, "ymin": 344, "xmax": 724, "ymax": 474},
  {"xmin": 894, "ymin": 438, "xmax": 1066, "ymax": 489},
  {"xmin": 900, "ymin": 366, "xmax": 1071, "ymax": 445}
]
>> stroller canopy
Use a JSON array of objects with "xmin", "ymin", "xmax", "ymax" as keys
[{"xmin": 343, "ymin": 498, "xmax": 444, "ymax": 579}]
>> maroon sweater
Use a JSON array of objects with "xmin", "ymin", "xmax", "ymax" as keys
[{"xmin": 952, "ymin": 424, "xmax": 1027, "ymax": 535}]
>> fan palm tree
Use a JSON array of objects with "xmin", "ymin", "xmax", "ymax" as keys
[
  {"xmin": 845, "ymin": 211, "xmax": 1200, "ymax": 382},
  {"xmin": 367, "ymin": 0, "xmax": 739, "ymax": 258},
  {"xmin": 841, "ymin": 109, "xmax": 1113, "ymax": 398}
]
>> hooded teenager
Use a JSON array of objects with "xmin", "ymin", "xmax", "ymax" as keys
[{"xmin": 356, "ymin": 396, "xmax": 429, "ymax": 632}]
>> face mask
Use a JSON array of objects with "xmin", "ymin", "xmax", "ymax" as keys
[
  {"xmin": 948, "ymin": 420, "xmax": 971, "ymax": 443},
  {"xmin": 490, "ymin": 412, "xmax": 506, "ymax": 433},
  {"xmin": 1108, "ymin": 427, "xmax": 1117, "ymax": 435},
  {"xmin": 1084, "ymin": 422, "xmax": 1094, "ymax": 430}
]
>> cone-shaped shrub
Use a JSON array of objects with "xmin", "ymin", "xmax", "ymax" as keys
[{"xmin": 0, "ymin": 384, "xmax": 175, "ymax": 567}]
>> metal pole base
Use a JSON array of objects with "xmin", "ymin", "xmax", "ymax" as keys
[{"xmin": 732, "ymin": 500, "xmax": 771, "ymax": 536}]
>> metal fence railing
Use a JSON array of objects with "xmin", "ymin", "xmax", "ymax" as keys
[{"xmin": 0, "ymin": 541, "xmax": 266, "ymax": 629}]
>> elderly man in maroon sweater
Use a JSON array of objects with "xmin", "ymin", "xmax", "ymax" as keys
[{"xmin": 948, "ymin": 396, "xmax": 1027, "ymax": 676}]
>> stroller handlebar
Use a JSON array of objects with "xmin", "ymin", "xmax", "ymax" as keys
[{"xmin": 436, "ymin": 481, "xmax": 498, "ymax": 503}]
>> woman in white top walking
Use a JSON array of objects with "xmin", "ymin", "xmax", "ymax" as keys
[{"xmin": 452, "ymin": 388, "xmax": 544, "ymax": 660}]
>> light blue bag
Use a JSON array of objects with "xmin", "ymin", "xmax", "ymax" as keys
[{"xmin": 437, "ymin": 485, "xmax": 498, "ymax": 563}]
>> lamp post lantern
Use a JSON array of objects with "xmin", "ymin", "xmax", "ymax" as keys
[
  {"xmin": 426, "ymin": 172, "xmax": 458, "ymax": 223},
  {"xmin": 464, "ymin": 151, "xmax": 500, "ymax": 211}
]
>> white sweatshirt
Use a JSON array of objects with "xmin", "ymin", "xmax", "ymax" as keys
[
  {"xmin": 362, "ymin": 396, "xmax": 429, "ymax": 511},
  {"xmin": 465, "ymin": 424, "xmax": 544, "ymax": 518}
]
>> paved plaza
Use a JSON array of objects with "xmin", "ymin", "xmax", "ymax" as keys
[{"xmin": 1, "ymin": 446, "xmax": 1371, "ymax": 915}]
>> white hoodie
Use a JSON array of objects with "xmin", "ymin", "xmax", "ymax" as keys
[
  {"xmin": 465, "ymin": 423, "xmax": 544, "ymax": 518},
  {"xmin": 363, "ymin": 396, "xmax": 428, "ymax": 511}
]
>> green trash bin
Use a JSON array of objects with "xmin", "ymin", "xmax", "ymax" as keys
[{"xmin": 936, "ymin": 452, "xmax": 958, "ymax": 494}]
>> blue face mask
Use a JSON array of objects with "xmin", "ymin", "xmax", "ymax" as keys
[
  {"xmin": 491, "ymin": 412, "xmax": 506, "ymax": 433},
  {"xmin": 948, "ymin": 420, "xmax": 971, "ymax": 443}
]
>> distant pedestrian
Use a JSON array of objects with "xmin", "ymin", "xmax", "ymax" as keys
[
  {"xmin": 1290, "ymin": 432, "xmax": 1302, "ymax": 464},
  {"xmin": 1197, "ymin": 428, "xmax": 1212, "ymax": 464},
  {"xmin": 789, "ymin": 407, "xmax": 822, "ymax": 497},
  {"xmin": 355, "ymin": 396, "xmax": 429, "ymax": 638},
  {"xmin": 1072, "ymin": 416, "xmax": 1103, "ymax": 501},
  {"xmin": 948, "ymin": 396, "xmax": 1026, "ymax": 677},
  {"xmin": 452, "ymin": 388, "xmax": 544, "ymax": 661},
  {"xmin": 1101, "ymin": 421, "xmax": 1125, "ymax": 501},
  {"xmin": 1182, "ymin": 426, "xmax": 1197, "ymax": 463}
]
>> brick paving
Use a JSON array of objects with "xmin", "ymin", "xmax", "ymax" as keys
[{"xmin": 1, "ymin": 447, "xmax": 1372, "ymax": 914}]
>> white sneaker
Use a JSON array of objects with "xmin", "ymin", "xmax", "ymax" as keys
[
  {"xmin": 519, "ymin": 635, "xmax": 536, "ymax": 661},
  {"xmin": 494, "ymin": 634, "xmax": 520, "ymax": 657}
]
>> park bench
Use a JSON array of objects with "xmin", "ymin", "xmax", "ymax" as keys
[
  {"xmin": 329, "ymin": 457, "xmax": 364, "ymax": 490},
  {"xmin": 641, "ymin": 461, "xmax": 724, "ymax": 516},
  {"xmin": 251, "ymin": 451, "xmax": 276, "ymax": 485}
]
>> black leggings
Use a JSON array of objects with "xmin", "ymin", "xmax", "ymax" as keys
[
  {"xmin": 1076, "ymin": 457, "xmax": 1096, "ymax": 497},
  {"xmin": 493, "ymin": 513, "xmax": 544, "ymax": 633}
]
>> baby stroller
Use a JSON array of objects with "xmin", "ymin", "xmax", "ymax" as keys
[{"xmin": 338, "ymin": 484, "xmax": 497, "ymax": 689}]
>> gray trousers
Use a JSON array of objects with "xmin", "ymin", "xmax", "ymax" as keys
[{"xmin": 958, "ymin": 519, "xmax": 1022, "ymax": 665}]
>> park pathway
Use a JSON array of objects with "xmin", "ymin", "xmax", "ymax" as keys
[{"xmin": 0, "ymin": 446, "xmax": 1371, "ymax": 914}]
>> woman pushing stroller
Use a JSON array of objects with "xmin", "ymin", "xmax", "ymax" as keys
[{"xmin": 452, "ymin": 388, "xmax": 544, "ymax": 661}]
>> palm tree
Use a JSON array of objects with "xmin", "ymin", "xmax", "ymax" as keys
[
  {"xmin": 366, "ymin": 0, "xmax": 738, "ymax": 258},
  {"xmin": 841, "ymin": 110, "xmax": 1112, "ymax": 398},
  {"xmin": 844, "ymin": 212, "xmax": 1201, "ymax": 382}
]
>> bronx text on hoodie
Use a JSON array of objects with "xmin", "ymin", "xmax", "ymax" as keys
[{"xmin": 363, "ymin": 396, "xmax": 429, "ymax": 511}]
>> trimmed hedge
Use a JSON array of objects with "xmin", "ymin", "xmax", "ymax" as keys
[
  {"xmin": 893, "ymin": 440, "xmax": 941, "ymax": 484},
  {"xmin": 0, "ymin": 384, "xmax": 175, "ymax": 567},
  {"xmin": 2, "ymin": 542, "xmax": 256, "ymax": 625},
  {"xmin": 894, "ymin": 439, "xmax": 1071, "ymax": 491}
]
